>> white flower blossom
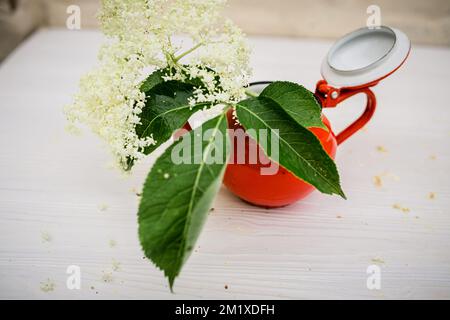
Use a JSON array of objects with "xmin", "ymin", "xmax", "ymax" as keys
[{"xmin": 65, "ymin": 0, "xmax": 251, "ymax": 170}]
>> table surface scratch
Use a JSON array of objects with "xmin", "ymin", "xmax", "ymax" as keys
[{"xmin": 0, "ymin": 29, "xmax": 449, "ymax": 299}]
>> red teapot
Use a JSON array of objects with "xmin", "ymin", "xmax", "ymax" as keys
[{"xmin": 223, "ymin": 26, "xmax": 411, "ymax": 207}]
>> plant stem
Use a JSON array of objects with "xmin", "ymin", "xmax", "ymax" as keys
[
  {"xmin": 174, "ymin": 42, "xmax": 203, "ymax": 62},
  {"xmin": 244, "ymin": 89, "xmax": 258, "ymax": 98}
]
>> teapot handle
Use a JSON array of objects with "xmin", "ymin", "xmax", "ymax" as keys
[{"xmin": 315, "ymin": 80, "xmax": 377, "ymax": 145}]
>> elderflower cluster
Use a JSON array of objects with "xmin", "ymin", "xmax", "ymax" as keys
[{"xmin": 65, "ymin": 0, "xmax": 251, "ymax": 170}]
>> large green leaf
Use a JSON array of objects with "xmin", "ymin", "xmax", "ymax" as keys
[
  {"xmin": 236, "ymin": 97, "xmax": 345, "ymax": 198},
  {"xmin": 138, "ymin": 113, "xmax": 230, "ymax": 290},
  {"xmin": 126, "ymin": 68, "xmax": 217, "ymax": 170},
  {"xmin": 124, "ymin": 70, "xmax": 205, "ymax": 170},
  {"xmin": 136, "ymin": 80, "xmax": 208, "ymax": 156},
  {"xmin": 260, "ymin": 81, "xmax": 326, "ymax": 129}
]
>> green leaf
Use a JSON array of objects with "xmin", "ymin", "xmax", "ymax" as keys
[
  {"xmin": 125, "ymin": 80, "xmax": 203, "ymax": 170},
  {"xmin": 136, "ymin": 80, "xmax": 207, "ymax": 156},
  {"xmin": 126, "ymin": 68, "xmax": 219, "ymax": 170},
  {"xmin": 236, "ymin": 97, "xmax": 345, "ymax": 198},
  {"xmin": 140, "ymin": 69, "xmax": 166, "ymax": 93},
  {"xmin": 138, "ymin": 113, "xmax": 230, "ymax": 290},
  {"xmin": 260, "ymin": 81, "xmax": 326, "ymax": 129}
]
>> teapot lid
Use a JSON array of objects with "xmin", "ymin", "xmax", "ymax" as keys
[{"xmin": 321, "ymin": 26, "xmax": 410, "ymax": 88}]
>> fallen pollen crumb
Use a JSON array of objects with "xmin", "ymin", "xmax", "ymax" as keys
[
  {"xmin": 112, "ymin": 259, "xmax": 121, "ymax": 271},
  {"xmin": 373, "ymin": 171, "xmax": 400, "ymax": 188},
  {"xmin": 371, "ymin": 258, "xmax": 385, "ymax": 265},
  {"xmin": 109, "ymin": 239, "xmax": 117, "ymax": 248},
  {"xmin": 376, "ymin": 145, "xmax": 388, "ymax": 153},
  {"xmin": 101, "ymin": 271, "xmax": 114, "ymax": 283},
  {"xmin": 41, "ymin": 231, "xmax": 52, "ymax": 243},
  {"xmin": 373, "ymin": 176, "xmax": 382, "ymax": 188},
  {"xmin": 336, "ymin": 215, "xmax": 342, "ymax": 219},
  {"xmin": 98, "ymin": 203, "xmax": 109, "ymax": 211},
  {"xmin": 429, "ymin": 154, "xmax": 437, "ymax": 160},
  {"xmin": 40, "ymin": 279, "xmax": 55, "ymax": 293},
  {"xmin": 427, "ymin": 192, "xmax": 436, "ymax": 200},
  {"xmin": 392, "ymin": 203, "xmax": 410, "ymax": 213}
]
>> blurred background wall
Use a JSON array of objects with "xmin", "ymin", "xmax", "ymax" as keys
[{"xmin": 1, "ymin": 0, "xmax": 450, "ymax": 61}]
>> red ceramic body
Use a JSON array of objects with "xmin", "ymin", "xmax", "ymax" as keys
[
  {"xmin": 223, "ymin": 110, "xmax": 337, "ymax": 208},
  {"xmin": 179, "ymin": 80, "xmax": 377, "ymax": 208}
]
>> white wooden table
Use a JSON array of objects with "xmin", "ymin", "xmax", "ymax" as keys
[{"xmin": 0, "ymin": 29, "xmax": 449, "ymax": 300}]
